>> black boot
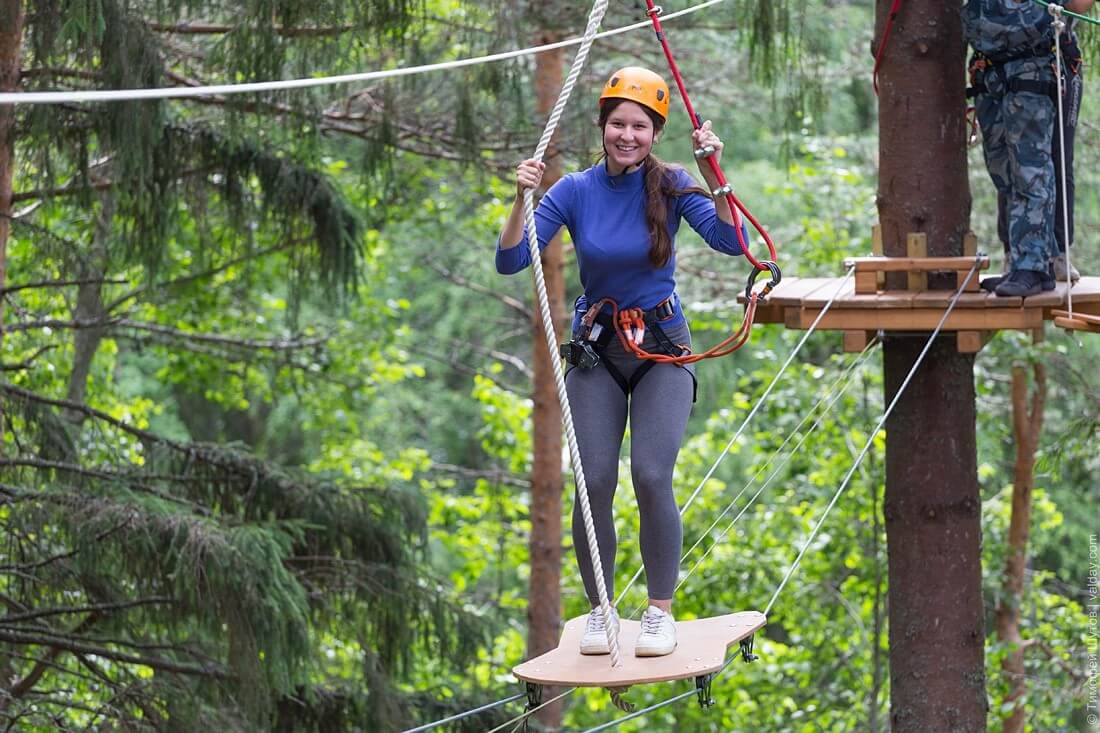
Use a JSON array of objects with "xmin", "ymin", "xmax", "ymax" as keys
[
  {"xmin": 980, "ymin": 275, "xmax": 1005, "ymax": 293},
  {"xmin": 994, "ymin": 268, "xmax": 1054, "ymax": 297}
]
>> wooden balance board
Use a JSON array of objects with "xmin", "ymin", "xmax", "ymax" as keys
[{"xmin": 513, "ymin": 611, "xmax": 766, "ymax": 688}]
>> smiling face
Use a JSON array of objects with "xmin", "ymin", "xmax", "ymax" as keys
[{"xmin": 601, "ymin": 100, "xmax": 659, "ymax": 175}]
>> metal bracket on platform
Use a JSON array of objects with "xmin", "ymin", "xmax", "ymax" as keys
[
  {"xmin": 739, "ymin": 634, "xmax": 759, "ymax": 663},
  {"xmin": 525, "ymin": 681, "xmax": 542, "ymax": 711},
  {"xmin": 695, "ymin": 673, "xmax": 716, "ymax": 709},
  {"xmin": 523, "ymin": 682, "xmax": 542, "ymax": 732}
]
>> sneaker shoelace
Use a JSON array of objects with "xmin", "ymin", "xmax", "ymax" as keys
[
  {"xmin": 587, "ymin": 611, "xmax": 608, "ymax": 633},
  {"xmin": 641, "ymin": 611, "xmax": 664, "ymax": 635}
]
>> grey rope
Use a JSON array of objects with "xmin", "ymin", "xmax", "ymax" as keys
[
  {"xmin": 614, "ymin": 267, "xmax": 857, "ymax": 610},
  {"xmin": 484, "ymin": 687, "xmax": 577, "ymax": 733},
  {"xmin": 521, "ymin": 0, "xmax": 623, "ymax": 667},
  {"xmin": 580, "ymin": 257, "xmax": 984, "ymax": 732},
  {"xmin": 1049, "ymin": 4, "xmax": 1074, "ymax": 318},
  {"xmin": 581, "ymin": 688, "xmax": 698, "ymax": 732},
  {"xmin": 399, "ymin": 692, "xmax": 525, "ymax": 733},
  {"xmin": 762, "ymin": 256, "xmax": 982, "ymax": 616},
  {"xmin": 665, "ymin": 341, "xmax": 879, "ymax": 609}
]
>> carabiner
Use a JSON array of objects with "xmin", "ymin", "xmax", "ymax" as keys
[{"xmin": 745, "ymin": 261, "xmax": 782, "ymax": 303}]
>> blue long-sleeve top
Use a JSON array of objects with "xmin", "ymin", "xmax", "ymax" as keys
[{"xmin": 496, "ymin": 161, "xmax": 746, "ymax": 329}]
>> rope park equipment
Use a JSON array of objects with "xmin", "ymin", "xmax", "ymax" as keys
[
  {"xmin": 1050, "ymin": 3, "xmax": 1076, "ymax": 321},
  {"xmin": 584, "ymin": 0, "xmax": 782, "ymax": 367},
  {"xmin": 1033, "ymin": 0, "xmax": 1100, "ymax": 24},
  {"xmin": 954, "ymin": 0, "xmax": 1095, "ymax": 328},
  {"xmin": 510, "ymin": 0, "xmax": 785, "ymax": 714},
  {"xmin": 402, "ymin": 257, "xmax": 986, "ymax": 733},
  {"xmin": 0, "ymin": 0, "xmax": 730, "ymax": 105}
]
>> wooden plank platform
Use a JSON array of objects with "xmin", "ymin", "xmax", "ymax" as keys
[
  {"xmin": 742, "ymin": 275, "xmax": 1100, "ymax": 334},
  {"xmin": 513, "ymin": 611, "xmax": 766, "ymax": 688}
]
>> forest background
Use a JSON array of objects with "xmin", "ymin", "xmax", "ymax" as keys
[{"xmin": 1, "ymin": 0, "xmax": 1097, "ymax": 731}]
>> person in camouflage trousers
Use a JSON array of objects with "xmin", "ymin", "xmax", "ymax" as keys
[
  {"xmin": 965, "ymin": 0, "xmax": 1094, "ymax": 297},
  {"xmin": 995, "ymin": 20, "xmax": 1085, "ymax": 283},
  {"xmin": 975, "ymin": 52, "xmax": 1058, "ymax": 296}
]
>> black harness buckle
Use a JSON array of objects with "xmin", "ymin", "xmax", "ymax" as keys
[
  {"xmin": 650, "ymin": 295, "xmax": 676, "ymax": 321},
  {"xmin": 560, "ymin": 340, "xmax": 601, "ymax": 370}
]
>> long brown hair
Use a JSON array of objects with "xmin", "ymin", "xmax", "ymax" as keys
[{"xmin": 598, "ymin": 98, "xmax": 709, "ymax": 268}]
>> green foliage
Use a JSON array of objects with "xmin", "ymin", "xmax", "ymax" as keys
[{"xmin": 4, "ymin": 0, "xmax": 1098, "ymax": 730}]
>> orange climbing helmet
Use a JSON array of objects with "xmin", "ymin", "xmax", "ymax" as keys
[{"xmin": 598, "ymin": 66, "xmax": 670, "ymax": 122}]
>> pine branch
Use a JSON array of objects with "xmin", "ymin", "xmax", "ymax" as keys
[
  {"xmin": 4, "ymin": 315, "xmax": 126, "ymax": 333},
  {"xmin": 0, "ymin": 628, "xmax": 230, "ymax": 678},
  {"xmin": 0, "ymin": 613, "xmax": 101, "ymax": 707},
  {"xmin": 11, "ymin": 168, "xmax": 213, "ymax": 203},
  {"xmin": 106, "ymin": 239, "xmax": 301, "ymax": 311},
  {"xmin": 162, "ymin": 71, "xmax": 521, "ymax": 170},
  {"xmin": 117, "ymin": 319, "xmax": 329, "ymax": 352},
  {"xmin": 428, "ymin": 462, "xmax": 530, "ymax": 488},
  {"xmin": 1, "ymin": 345, "xmax": 57, "ymax": 372},
  {"xmin": 0, "ymin": 461, "xmax": 213, "ymax": 515},
  {"xmin": 19, "ymin": 67, "xmax": 103, "ymax": 81},
  {"xmin": 0, "ymin": 514, "xmax": 130, "ymax": 574},
  {"xmin": 428, "ymin": 262, "xmax": 531, "ymax": 319},
  {"xmin": 0, "ymin": 598, "xmax": 175, "ymax": 625},
  {"xmin": 1, "ymin": 277, "xmax": 128, "ymax": 295},
  {"xmin": 147, "ymin": 21, "xmax": 355, "ymax": 37}
]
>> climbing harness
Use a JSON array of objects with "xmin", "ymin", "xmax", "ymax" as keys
[
  {"xmin": 560, "ymin": 259, "xmax": 780, "ymax": 372},
  {"xmin": 561, "ymin": 294, "xmax": 698, "ymax": 401}
]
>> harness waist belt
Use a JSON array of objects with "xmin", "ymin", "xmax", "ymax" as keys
[{"xmin": 968, "ymin": 77, "xmax": 1058, "ymax": 100}]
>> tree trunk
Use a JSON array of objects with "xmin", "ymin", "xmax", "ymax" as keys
[
  {"xmin": 996, "ymin": 360, "xmax": 1046, "ymax": 733},
  {"xmin": 0, "ymin": 0, "xmax": 24, "ymax": 452},
  {"xmin": 527, "ymin": 35, "xmax": 566, "ymax": 731},
  {"xmin": 876, "ymin": 2, "xmax": 987, "ymax": 731},
  {"xmin": 65, "ymin": 194, "xmax": 114, "ymax": 421}
]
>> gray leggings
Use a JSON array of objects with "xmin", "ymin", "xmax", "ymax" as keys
[{"xmin": 565, "ymin": 321, "xmax": 694, "ymax": 604}]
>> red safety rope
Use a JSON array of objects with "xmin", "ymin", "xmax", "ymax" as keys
[
  {"xmin": 872, "ymin": 0, "xmax": 904, "ymax": 95},
  {"xmin": 632, "ymin": 1, "xmax": 781, "ymax": 362},
  {"xmin": 641, "ymin": 1, "xmax": 778, "ymax": 272}
]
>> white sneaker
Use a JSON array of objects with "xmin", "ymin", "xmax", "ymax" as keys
[
  {"xmin": 635, "ymin": 605, "xmax": 677, "ymax": 657},
  {"xmin": 579, "ymin": 607, "xmax": 620, "ymax": 655},
  {"xmin": 1052, "ymin": 253, "xmax": 1080, "ymax": 282}
]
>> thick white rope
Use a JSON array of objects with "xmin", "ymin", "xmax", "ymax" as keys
[
  {"xmin": 0, "ymin": 0, "xmax": 727, "ymax": 105},
  {"xmin": 614, "ymin": 267, "xmax": 857, "ymax": 609},
  {"xmin": 1050, "ymin": 7, "xmax": 1074, "ymax": 318},
  {"xmin": 521, "ymin": 0, "xmax": 622, "ymax": 667}
]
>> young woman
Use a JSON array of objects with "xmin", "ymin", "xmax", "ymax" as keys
[{"xmin": 496, "ymin": 67, "xmax": 748, "ymax": 657}]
